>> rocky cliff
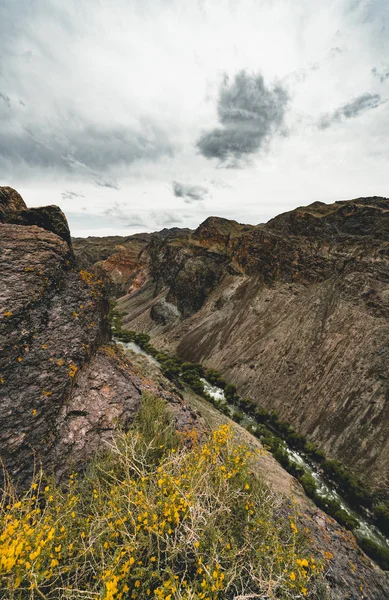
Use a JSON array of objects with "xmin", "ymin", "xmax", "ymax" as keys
[
  {"xmin": 72, "ymin": 227, "xmax": 192, "ymax": 298},
  {"xmin": 0, "ymin": 188, "xmax": 201, "ymax": 488},
  {"xmin": 116, "ymin": 197, "xmax": 389, "ymax": 497}
]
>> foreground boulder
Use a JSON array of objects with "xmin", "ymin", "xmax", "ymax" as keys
[
  {"xmin": 0, "ymin": 186, "xmax": 72, "ymax": 246},
  {"xmin": 0, "ymin": 188, "xmax": 202, "ymax": 487}
]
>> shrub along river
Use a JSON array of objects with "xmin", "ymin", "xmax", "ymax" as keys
[
  {"xmin": 200, "ymin": 379, "xmax": 388, "ymax": 547},
  {"xmin": 115, "ymin": 335, "xmax": 389, "ymax": 569}
]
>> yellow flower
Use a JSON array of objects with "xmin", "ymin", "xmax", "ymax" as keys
[
  {"xmin": 290, "ymin": 521, "xmax": 298, "ymax": 534},
  {"xmin": 297, "ymin": 558, "xmax": 309, "ymax": 567},
  {"xmin": 290, "ymin": 572, "xmax": 296, "ymax": 581}
]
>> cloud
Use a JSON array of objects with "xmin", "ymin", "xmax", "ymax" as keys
[
  {"xmin": 62, "ymin": 155, "xmax": 121, "ymax": 190},
  {"xmin": 196, "ymin": 71, "xmax": 288, "ymax": 164},
  {"xmin": 0, "ymin": 118, "xmax": 174, "ymax": 187},
  {"xmin": 318, "ymin": 93, "xmax": 384, "ymax": 129},
  {"xmin": 0, "ymin": 2, "xmax": 175, "ymax": 186},
  {"xmin": 103, "ymin": 202, "xmax": 147, "ymax": 228},
  {"xmin": 0, "ymin": 92, "xmax": 11, "ymax": 108},
  {"xmin": 172, "ymin": 181, "xmax": 209, "ymax": 203},
  {"xmin": 372, "ymin": 66, "xmax": 389, "ymax": 82},
  {"xmin": 150, "ymin": 210, "xmax": 183, "ymax": 227},
  {"xmin": 61, "ymin": 190, "xmax": 85, "ymax": 201}
]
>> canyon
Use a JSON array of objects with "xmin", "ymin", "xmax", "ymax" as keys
[
  {"xmin": 2, "ymin": 186, "xmax": 389, "ymax": 597},
  {"xmin": 97, "ymin": 197, "xmax": 389, "ymax": 498}
]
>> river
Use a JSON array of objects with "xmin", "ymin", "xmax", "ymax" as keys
[{"xmin": 117, "ymin": 339, "xmax": 389, "ymax": 550}]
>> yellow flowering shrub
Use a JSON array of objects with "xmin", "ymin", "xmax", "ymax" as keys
[{"xmin": 0, "ymin": 393, "xmax": 319, "ymax": 599}]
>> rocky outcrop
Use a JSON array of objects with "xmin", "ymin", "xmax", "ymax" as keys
[
  {"xmin": 0, "ymin": 186, "xmax": 72, "ymax": 246},
  {"xmin": 54, "ymin": 344, "xmax": 206, "ymax": 481},
  {"xmin": 0, "ymin": 220, "xmax": 109, "ymax": 486},
  {"xmin": 117, "ymin": 196, "xmax": 389, "ymax": 496},
  {"xmin": 150, "ymin": 298, "xmax": 181, "ymax": 325},
  {"xmin": 0, "ymin": 186, "xmax": 27, "ymax": 220},
  {"xmin": 0, "ymin": 190, "xmax": 202, "ymax": 487}
]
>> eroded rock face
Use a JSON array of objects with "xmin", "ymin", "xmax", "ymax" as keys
[
  {"xmin": 72, "ymin": 227, "xmax": 192, "ymax": 298},
  {"xmin": 0, "ymin": 223, "xmax": 109, "ymax": 486},
  {"xmin": 150, "ymin": 298, "xmax": 181, "ymax": 325},
  {"xmin": 117, "ymin": 196, "xmax": 389, "ymax": 496},
  {"xmin": 0, "ymin": 199, "xmax": 204, "ymax": 487},
  {"xmin": 54, "ymin": 345, "xmax": 205, "ymax": 481}
]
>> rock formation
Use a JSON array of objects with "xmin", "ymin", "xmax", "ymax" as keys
[{"xmin": 0, "ymin": 187, "xmax": 202, "ymax": 488}]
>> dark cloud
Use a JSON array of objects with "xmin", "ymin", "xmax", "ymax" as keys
[
  {"xmin": 196, "ymin": 71, "xmax": 288, "ymax": 163},
  {"xmin": 172, "ymin": 181, "xmax": 208, "ymax": 202},
  {"xmin": 318, "ymin": 93, "xmax": 384, "ymax": 129},
  {"xmin": 0, "ymin": 119, "xmax": 174, "ymax": 186}
]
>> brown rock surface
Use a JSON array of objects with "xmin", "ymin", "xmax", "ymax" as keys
[
  {"xmin": 54, "ymin": 344, "xmax": 206, "ymax": 481},
  {"xmin": 0, "ymin": 222, "xmax": 109, "ymax": 486},
  {"xmin": 0, "ymin": 186, "xmax": 72, "ymax": 246},
  {"xmin": 0, "ymin": 204, "xmax": 203, "ymax": 487}
]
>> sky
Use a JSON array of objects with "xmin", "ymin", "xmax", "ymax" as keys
[{"xmin": 1, "ymin": 0, "xmax": 388, "ymax": 237}]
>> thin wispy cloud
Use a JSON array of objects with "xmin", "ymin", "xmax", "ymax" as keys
[
  {"xmin": 61, "ymin": 190, "xmax": 85, "ymax": 201},
  {"xmin": 150, "ymin": 210, "xmax": 183, "ymax": 227},
  {"xmin": 318, "ymin": 93, "xmax": 384, "ymax": 129}
]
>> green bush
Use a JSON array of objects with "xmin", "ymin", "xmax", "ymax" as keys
[
  {"xmin": 285, "ymin": 431, "xmax": 307, "ymax": 451},
  {"xmin": 357, "ymin": 537, "xmax": 389, "ymax": 571},
  {"xmin": 160, "ymin": 359, "xmax": 182, "ymax": 380},
  {"xmin": 231, "ymin": 409, "xmax": 245, "ymax": 424},
  {"xmin": 238, "ymin": 397, "xmax": 256, "ymax": 414},
  {"xmin": 304, "ymin": 443, "xmax": 326, "ymax": 463},
  {"xmin": 253, "ymin": 406, "xmax": 270, "ymax": 423},
  {"xmin": 181, "ymin": 362, "xmax": 205, "ymax": 377},
  {"xmin": 373, "ymin": 505, "xmax": 389, "ymax": 536},
  {"xmin": 322, "ymin": 460, "xmax": 371, "ymax": 509},
  {"xmin": 224, "ymin": 383, "xmax": 239, "ymax": 403},
  {"xmin": 205, "ymin": 368, "xmax": 226, "ymax": 389},
  {"xmin": 299, "ymin": 473, "xmax": 317, "ymax": 499}
]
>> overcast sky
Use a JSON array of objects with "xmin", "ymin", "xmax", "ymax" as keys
[{"xmin": 1, "ymin": 0, "xmax": 388, "ymax": 237}]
